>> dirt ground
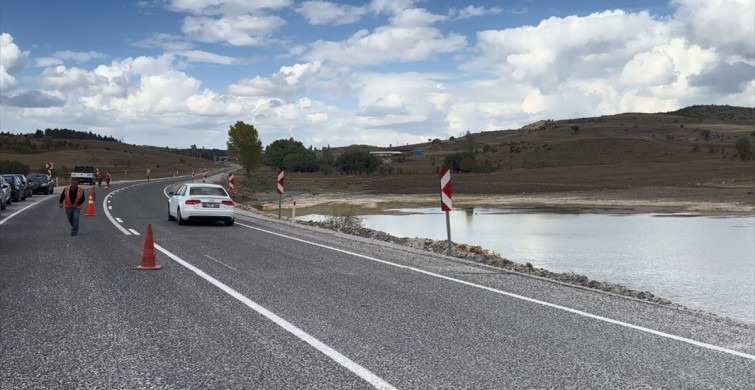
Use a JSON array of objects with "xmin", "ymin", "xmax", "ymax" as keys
[{"xmin": 237, "ymin": 160, "xmax": 755, "ymax": 215}]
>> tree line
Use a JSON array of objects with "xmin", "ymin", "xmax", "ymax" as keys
[{"xmin": 226, "ymin": 121, "xmax": 382, "ymax": 175}]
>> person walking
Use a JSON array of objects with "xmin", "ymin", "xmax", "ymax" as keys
[
  {"xmin": 96, "ymin": 169, "xmax": 102, "ymax": 187},
  {"xmin": 59, "ymin": 178, "xmax": 86, "ymax": 236},
  {"xmin": 146, "ymin": 168, "xmax": 151, "ymax": 181},
  {"xmin": 105, "ymin": 170, "xmax": 112, "ymax": 188}
]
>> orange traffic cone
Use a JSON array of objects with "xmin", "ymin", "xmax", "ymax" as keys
[
  {"xmin": 136, "ymin": 224, "xmax": 162, "ymax": 270},
  {"xmin": 91, "ymin": 185, "xmax": 97, "ymax": 201},
  {"xmin": 85, "ymin": 194, "xmax": 96, "ymax": 216}
]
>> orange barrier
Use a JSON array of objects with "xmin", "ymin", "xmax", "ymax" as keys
[{"xmin": 136, "ymin": 224, "xmax": 162, "ymax": 270}]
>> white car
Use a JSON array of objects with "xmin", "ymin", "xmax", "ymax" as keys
[{"xmin": 168, "ymin": 183, "xmax": 235, "ymax": 225}]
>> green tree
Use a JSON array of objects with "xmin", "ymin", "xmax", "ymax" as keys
[
  {"xmin": 464, "ymin": 130, "xmax": 475, "ymax": 152},
  {"xmin": 227, "ymin": 121, "xmax": 263, "ymax": 175},
  {"xmin": 735, "ymin": 137, "xmax": 752, "ymax": 161},
  {"xmin": 265, "ymin": 137, "xmax": 318, "ymax": 172},
  {"xmin": 322, "ymin": 145, "xmax": 334, "ymax": 165},
  {"xmin": 336, "ymin": 149, "xmax": 379, "ymax": 174}
]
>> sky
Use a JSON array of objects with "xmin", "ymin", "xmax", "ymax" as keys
[{"xmin": 1, "ymin": 0, "xmax": 753, "ymax": 150}]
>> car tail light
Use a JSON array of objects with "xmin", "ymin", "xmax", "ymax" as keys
[
  {"xmin": 185, "ymin": 199, "xmax": 201, "ymax": 205},
  {"xmin": 221, "ymin": 200, "xmax": 235, "ymax": 206}
]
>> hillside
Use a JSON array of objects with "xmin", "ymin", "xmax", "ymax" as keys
[
  {"xmin": 0, "ymin": 137, "xmax": 225, "ymax": 180},
  {"xmin": 1, "ymin": 105, "xmax": 754, "ymax": 212}
]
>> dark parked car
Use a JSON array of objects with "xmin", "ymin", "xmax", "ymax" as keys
[
  {"xmin": 1, "ymin": 174, "xmax": 26, "ymax": 202},
  {"xmin": 27, "ymin": 173, "xmax": 54, "ymax": 194},
  {"xmin": 0, "ymin": 176, "xmax": 9, "ymax": 210}
]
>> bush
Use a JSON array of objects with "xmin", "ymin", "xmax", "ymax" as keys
[
  {"xmin": 735, "ymin": 137, "xmax": 752, "ymax": 161},
  {"xmin": 335, "ymin": 150, "xmax": 379, "ymax": 174},
  {"xmin": 0, "ymin": 160, "xmax": 30, "ymax": 174}
]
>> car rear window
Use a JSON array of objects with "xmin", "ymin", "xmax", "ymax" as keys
[{"xmin": 189, "ymin": 187, "xmax": 228, "ymax": 196}]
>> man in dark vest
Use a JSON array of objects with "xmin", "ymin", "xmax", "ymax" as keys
[{"xmin": 59, "ymin": 178, "xmax": 86, "ymax": 236}]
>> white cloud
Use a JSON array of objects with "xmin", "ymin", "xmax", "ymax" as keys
[
  {"xmin": 0, "ymin": 33, "xmax": 29, "ymax": 91},
  {"xmin": 176, "ymin": 50, "xmax": 242, "ymax": 65},
  {"xmin": 450, "ymin": 5, "xmax": 503, "ymax": 20},
  {"xmin": 305, "ymin": 8, "xmax": 466, "ymax": 66},
  {"xmin": 52, "ymin": 50, "xmax": 107, "ymax": 63},
  {"xmin": 182, "ymin": 14, "xmax": 286, "ymax": 46},
  {"xmin": 673, "ymin": 0, "xmax": 755, "ymax": 57},
  {"xmin": 229, "ymin": 62, "xmax": 322, "ymax": 96},
  {"xmin": 297, "ymin": 1, "xmax": 367, "ymax": 25},
  {"xmin": 168, "ymin": 0, "xmax": 292, "ymax": 16},
  {"xmin": 35, "ymin": 57, "xmax": 64, "ymax": 67}
]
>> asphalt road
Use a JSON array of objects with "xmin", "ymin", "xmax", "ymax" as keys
[{"xmin": 2, "ymin": 178, "xmax": 754, "ymax": 389}]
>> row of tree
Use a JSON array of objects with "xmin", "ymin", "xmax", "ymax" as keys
[{"xmin": 226, "ymin": 121, "xmax": 382, "ymax": 175}]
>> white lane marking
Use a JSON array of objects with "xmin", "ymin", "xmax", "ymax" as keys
[
  {"xmin": 128, "ymin": 228, "xmax": 140, "ymax": 235},
  {"xmin": 237, "ymin": 222, "xmax": 755, "ymax": 361},
  {"xmin": 0, "ymin": 195, "xmax": 58, "ymax": 226},
  {"xmin": 153, "ymin": 243, "xmax": 397, "ymax": 390},
  {"xmin": 108, "ymin": 206, "xmax": 113, "ymax": 210},
  {"xmin": 115, "ymin": 218, "xmax": 123, "ymax": 223},
  {"xmin": 205, "ymin": 254, "xmax": 238, "ymax": 272},
  {"xmin": 0, "ymin": 202, "xmax": 40, "ymax": 226},
  {"xmin": 103, "ymin": 187, "xmax": 133, "ymax": 235}
]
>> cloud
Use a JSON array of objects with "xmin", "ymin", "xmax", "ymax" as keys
[
  {"xmin": 35, "ymin": 57, "xmax": 65, "ymax": 67},
  {"xmin": 689, "ymin": 62, "xmax": 755, "ymax": 94},
  {"xmin": 1, "ymin": 90, "xmax": 66, "ymax": 108},
  {"xmin": 182, "ymin": 14, "xmax": 286, "ymax": 46},
  {"xmin": 229, "ymin": 62, "xmax": 322, "ymax": 96},
  {"xmin": 0, "ymin": 33, "xmax": 29, "ymax": 91},
  {"xmin": 358, "ymin": 94, "xmax": 411, "ymax": 117},
  {"xmin": 305, "ymin": 8, "xmax": 466, "ymax": 66},
  {"xmin": 450, "ymin": 5, "xmax": 503, "ymax": 20},
  {"xmin": 176, "ymin": 50, "xmax": 246, "ymax": 65},
  {"xmin": 673, "ymin": 0, "xmax": 755, "ymax": 57},
  {"xmin": 297, "ymin": 1, "xmax": 367, "ymax": 25},
  {"xmin": 52, "ymin": 50, "xmax": 107, "ymax": 63},
  {"xmin": 167, "ymin": 0, "xmax": 292, "ymax": 16},
  {"xmin": 132, "ymin": 33, "xmax": 195, "ymax": 51}
]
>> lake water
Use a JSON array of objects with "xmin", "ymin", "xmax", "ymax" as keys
[{"xmin": 299, "ymin": 208, "xmax": 755, "ymax": 324}]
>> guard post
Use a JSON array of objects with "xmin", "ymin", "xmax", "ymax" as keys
[
  {"xmin": 277, "ymin": 169, "xmax": 285, "ymax": 219},
  {"xmin": 440, "ymin": 168, "xmax": 453, "ymax": 256}
]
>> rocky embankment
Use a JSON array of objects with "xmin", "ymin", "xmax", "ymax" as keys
[{"xmin": 299, "ymin": 218, "xmax": 677, "ymax": 307}]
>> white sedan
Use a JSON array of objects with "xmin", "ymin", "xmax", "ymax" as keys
[{"xmin": 168, "ymin": 183, "xmax": 235, "ymax": 225}]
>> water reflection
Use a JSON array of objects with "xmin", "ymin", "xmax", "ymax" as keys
[{"xmin": 300, "ymin": 207, "xmax": 755, "ymax": 324}]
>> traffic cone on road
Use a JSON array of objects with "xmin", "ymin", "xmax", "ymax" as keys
[
  {"xmin": 85, "ymin": 194, "xmax": 96, "ymax": 216},
  {"xmin": 136, "ymin": 224, "xmax": 162, "ymax": 270},
  {"xmin": 91, "ymin": 185, "xmax": 97, "ymax": 201}
]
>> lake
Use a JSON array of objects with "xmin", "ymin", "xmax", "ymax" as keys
[{"xmin": 298, "ymin": 207, "xmax": 755, "ymax": 324}]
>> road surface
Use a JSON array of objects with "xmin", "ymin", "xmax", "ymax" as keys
[{"xmin": 2, "ymin": 178, "xmax": 753, "ymax": 389}]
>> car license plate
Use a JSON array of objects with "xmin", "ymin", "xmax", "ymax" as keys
[{"xmin": 203, "ymin": 202, "xmax": 220, "ymax": 208}]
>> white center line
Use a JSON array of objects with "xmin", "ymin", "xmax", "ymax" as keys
[
  {"xmin": 115, "ymin": 217, "xmax": 123, "ymax": 223},
  {"xmin": 128, "ymin": 228, "xmax": 140, "ymax": 235}
]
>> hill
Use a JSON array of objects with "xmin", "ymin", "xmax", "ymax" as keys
[
  {"xmin": 0, "ymin": 137, "xmax": 225, "ymax": 181},
  {"xmin": 1, "ymin": 105, "xmax": 753, "ymax": 212}
]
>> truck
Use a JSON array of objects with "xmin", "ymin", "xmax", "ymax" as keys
[{"xmin": 71, "ymin": 166, "xmax": 96, "ymax": 185}]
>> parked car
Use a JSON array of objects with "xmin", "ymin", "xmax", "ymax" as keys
[
  {"xmin": 1, "ymin": 174, "xmax": 26, "ymax": 202},
  {"xmin": 168, "ymin": 183, "xmax": 235, "ymax": 225},
  {"xmin": 27, "ymin": 173, "xmax": 54, "ymax": 194},
  {"xmin": 0, "ymin": 176, "xmax": 8, "ymax": 210},
  {"xmin": 8, "ymin": 174, "xmax": 32, "ymax": 199}
]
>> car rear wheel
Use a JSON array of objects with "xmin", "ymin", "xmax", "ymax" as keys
[
  {"xmin": 224, "ymin": 218, "xmax": 234, "ymax": 226},
  {"xmin": 177, "ymin": 207, "xmax": 185, "ymax": 225}
]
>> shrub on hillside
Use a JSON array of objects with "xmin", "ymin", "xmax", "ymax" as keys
[
  {"xmin": 0, "ymin": 160, "xmax": 30, "ymax": 174},
  {"xmin": 735, "ymin": 137, "xmax": 752, "ymax": 161}
]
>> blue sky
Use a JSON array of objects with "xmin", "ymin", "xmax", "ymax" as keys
[{"xmin": 1, "ymin": 0, "xmax": 753, "ymax": 149}]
